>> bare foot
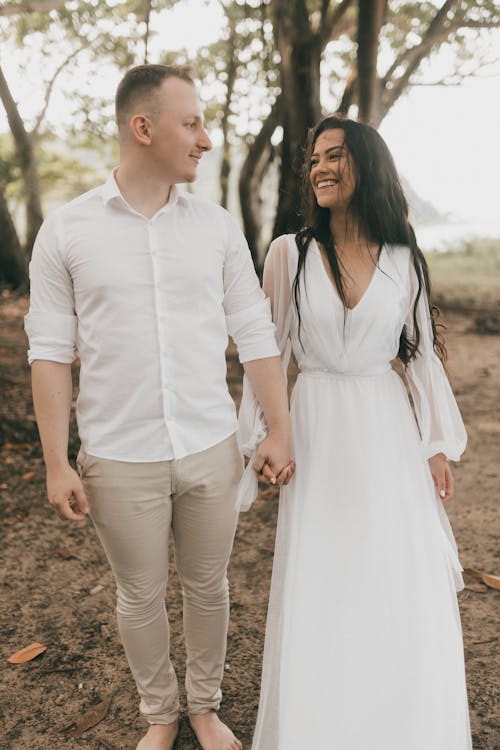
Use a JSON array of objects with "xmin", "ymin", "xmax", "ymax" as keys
[
  {"xmin": 136, "ymin": 721, "xmax": 179, "ymax": 750},
  {"xmin": 189, "ymin": 711, "xmax": 242, "ymax": 750}
]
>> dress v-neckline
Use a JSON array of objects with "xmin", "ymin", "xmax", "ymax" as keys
[{"xmin": 312, "ymin": 238, "xmax": 383, "ymax": 313}]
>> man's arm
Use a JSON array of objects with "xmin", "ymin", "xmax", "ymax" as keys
[
  {"xmin": 32, "ymin": 360, "xmax": 88, "ymax": 521},
  {"xmin": 243, "ymin": 356, "xmax": 293, "ymax": 485},
  {"xmin": 221, "ymin": 214, "xmax": 293, "ymax": 484}
]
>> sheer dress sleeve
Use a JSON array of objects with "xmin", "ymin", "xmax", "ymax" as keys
[
  {"xmin": 236, "ymin": 235, "xmax": 296, "ymax": 511},
  {"xmin": 404, "ymin": 260, "xmax": 467, "ymax": 462}
]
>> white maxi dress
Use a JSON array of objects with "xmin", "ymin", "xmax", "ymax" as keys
[{"xmin": 237, "ymin": 234, "xmax": 471, "ymax": 750}]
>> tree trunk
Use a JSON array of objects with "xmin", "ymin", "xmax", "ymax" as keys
[
  {"xmin": 220, "ymin": 21, "xmax": 238, "ymax": 209},
  {"xmin": 0, "ymin": 185, "xmax": 27, "ymax": 289},
  {"xmin": 239, "ymin": 1, "xmax": 354, "ymax": 252},
  {"xmin": 357, "ymin": 0, "xmax": 387, "ymax": 125},
  {"xmin": 272, "ymin": 3, "xmax": 322, "ymax": 237},
  {"xmin": 239, "ymin": 97, "xmax": 282, "ymax": 269},
  {"xmin": 0, "ymin": 64, "xmax": 43, "ymax": 257}
]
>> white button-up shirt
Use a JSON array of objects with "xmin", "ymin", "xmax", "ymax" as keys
[{"xmin": 25, "ymin": 172, "xmax": 279, "ymax": 462}]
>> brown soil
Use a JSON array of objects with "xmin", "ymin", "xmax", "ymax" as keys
[{"xmin": 0, "ymin": 292, "xmax": 498, "ymax": 750}]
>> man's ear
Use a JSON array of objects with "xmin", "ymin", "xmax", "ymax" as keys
[{"xmin": 129, "ymin": 114, "xmax": 152, "ymax": 146}]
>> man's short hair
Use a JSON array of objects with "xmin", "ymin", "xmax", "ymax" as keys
[{"xmin": 115, "ymin": 63, "xmax": 195, "ymax": 129}]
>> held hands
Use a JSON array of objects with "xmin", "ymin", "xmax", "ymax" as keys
[
  {"xmin": 253, "ymin": 433, "xmax": 295, "ymax": 487},
  {"xmin": 428, "ymin": 452, "xmax": 454, "ymax": 502},
  {"xmin": 46, "ymin": 464, "xmax": 89, "ymax": 521}
]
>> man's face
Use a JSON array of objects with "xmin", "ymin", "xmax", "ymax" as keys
[{"xmin": 147, "ymin": 77, "xmax": 212, "ymax": 183}]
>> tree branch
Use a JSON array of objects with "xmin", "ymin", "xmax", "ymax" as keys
[
  {"xmin": 32, "ymin": 41, "xmax": 91, "ymax": 136},
  {"xmin": 320, "ymin": 0, "xmax": 355, "ymax": 48},
  {"xmin": 144, "ymin": 0, "xmax": 152, "ymax": 64},
  {"xmin": 0, "ymin": 62, "xmax": 43, "ymax": 252},
  {"xmin": 239, "ymin": 95, "xmax": 282, "ymax": 267},
  {"xmin": 0, "ymin": 0, "xmax": 66, "ymax": 16},
  {"xmin": 450, "ymin": 19, "xmax": 500, "ymax": 30},
  {"xmin": 338, "ymin": 67, "xmax": 357, "ymax": 113},
  {"xmin": 383, "ymin": 0, "xmax": 458, "ymax": 84}
]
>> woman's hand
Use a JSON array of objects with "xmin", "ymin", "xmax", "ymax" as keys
[{"xmin": 428, "ymin": 452, "xmax": 454, "ymax": 502}]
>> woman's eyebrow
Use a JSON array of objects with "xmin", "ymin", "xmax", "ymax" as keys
[{"xmin": 311, "ymin": 145, "xmax": 344, "ymax": 158}]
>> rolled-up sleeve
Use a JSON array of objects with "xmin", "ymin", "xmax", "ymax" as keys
[
  {"xmin": 223, "ymin": 215, "xmax": 279, "ymax": 363},
  {"xmin": 24, "ymin": 212, "xmax": 77, "ymax": 365}
]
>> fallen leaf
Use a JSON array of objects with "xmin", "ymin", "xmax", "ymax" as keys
[
  {"xmin": 90, "ymin": 584, "xmax": 104, "ymax": 595},
  {"xmin": 69, "ymin": 697, "xmax": 112, "ymax": 738},
  {"xmin": 5, "ymin": 442, "xmax": 35, "ymax": 452},
  {"xmin": 8, "ymin": 642, "xmax": 47, "ymax": 664},
  {"xmin": 5, "ymin": 457, "xmax": 14, "ymax": 465},
  {"xmin": 56, "ymin": 548, "xmax": 77, "ymax": 560},
  {"xmin": 0, "ymin": 483, "xmax": 8, "ymax": 490},
  {"xmin": 21, "ymin": 471, "xmax": 35, "ymax": 481},
  {"xmin": 464, "ymin": 568, "xmax": 500, "ymax": 591}
]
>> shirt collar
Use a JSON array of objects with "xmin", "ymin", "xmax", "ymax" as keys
[{"xmin": 101, "ymin": 169, "xmax": 188, "ymax": 213}]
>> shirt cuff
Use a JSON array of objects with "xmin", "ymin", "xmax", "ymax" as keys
[{"xmin": 24, "ymin": 311, "xmax": 77, "ymax": 365}]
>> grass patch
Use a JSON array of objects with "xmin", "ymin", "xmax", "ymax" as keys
[{"xmin": 425, "ymin": 239, "xmax": 500, "ymax": 311}]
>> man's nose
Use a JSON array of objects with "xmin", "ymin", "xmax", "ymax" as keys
[{"xmin": 199, "ymin": 128, "xmax": 213, "ymax": 152}]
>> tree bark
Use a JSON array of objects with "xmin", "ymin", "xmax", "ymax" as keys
[
  {"xmin": 220, "ymin": 19, "xmax": 238, "ymax": 209},
  {"xmin": 0, "ymin": 185, "xmax": 27, "ymax": 289},
  {"xmin": 0, "ymin": 64, "xmax": 43, "ymax": 257},
  {"xmin": 238, "ymin": 1, "xmax": 355, "ymax": 251},
  {"xmin": 357, "ymin": 0, "xmax": 386, "ymax": 125},
  {"xmin": 239, "ymin": 97, "xmax": 282, "ymax": 268},
  {"xmin": 271, "ymin": 0, "xmax": 322, "ymax": 237},
  {"xmin": 338, "ymin": 68, "xmax": 358, "ymax": 114}
]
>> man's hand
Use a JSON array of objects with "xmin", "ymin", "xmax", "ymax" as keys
[
  {"xmin": 47, "ymin": 464, "xmax": 89, "ymax": 521},
  {"xmin": 428, "ymin": 452, "xmax": 454, "ymax": 502},
  {"xmin": 253, "ymin": 433, "xmax": 295, "ymax": 486}
]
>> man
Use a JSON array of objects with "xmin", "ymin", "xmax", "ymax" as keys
[{"xmin": 25, "ymin": 64, "xmax": 292, "ymax": 750}]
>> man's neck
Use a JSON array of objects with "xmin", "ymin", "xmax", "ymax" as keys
[{"xmin": 115, "ymin": 161, "xmax": 174, "ymax": 219}]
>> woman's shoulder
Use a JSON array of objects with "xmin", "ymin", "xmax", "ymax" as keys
[
  {"xmin": 266, "ymin": 233, "xmax": 299, "ymax": 265},
  {"xmin": 385, "ymin": 242, "xmax": 411, "ymax": 259},
  {"xmin": 269, "ymin": 233, "xmax": 298, "ymax": 253},
  {"xmin": 264, "ymin": 234, "xmax": 299, "ymax": 283},
  {"xmin": 384, "ymin": 243, "xmax": 414, "ymax": 275}
]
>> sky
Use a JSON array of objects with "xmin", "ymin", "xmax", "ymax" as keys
[{"xmin": 1, "ymin": 0, "xmax": 499, "ymax": 236}]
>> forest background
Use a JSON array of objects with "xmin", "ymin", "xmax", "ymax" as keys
[{"xmin": 0, "ymin": 1, "xmax": 499, "ymax": 749}]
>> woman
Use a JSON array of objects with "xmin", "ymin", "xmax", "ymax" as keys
[{"xmin": 238, "ymin": 115, "xmax": 471, "ymax": 749}]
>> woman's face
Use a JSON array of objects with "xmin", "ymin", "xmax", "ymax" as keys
[{"xmin": 309, "ymin": 128, "xmax": 356, "ymax": 212}]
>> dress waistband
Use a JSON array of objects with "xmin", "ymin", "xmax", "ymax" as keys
[{"xmin": 299, "ymin": 366, "xmax": 393, "ymax": 380}]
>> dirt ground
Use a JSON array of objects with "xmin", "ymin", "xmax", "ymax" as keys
[{"xmin": 0, "ymin": 291, "xmax": 498, "ymax": 750}]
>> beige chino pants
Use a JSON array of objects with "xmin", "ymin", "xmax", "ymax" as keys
[{"xmin": 77, "ymin": 434, "xmax": 243, "ymax": 725}]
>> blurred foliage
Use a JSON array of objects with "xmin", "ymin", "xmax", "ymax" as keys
[
  {"xmin": 427, "ymin": 239, "xmax": 500, "ymax": 311},
  {"xmin": 0, "ymin": 0, "xmax": 498, "ymax": 219},
  {"xmin": 0, "ymin": 131, "xmax": 115, "ymax": 207}
]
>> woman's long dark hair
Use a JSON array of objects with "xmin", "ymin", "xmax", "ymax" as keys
[{"xmin": 293, "ymin": 114, "xmax": 446, "ymax": 365}]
